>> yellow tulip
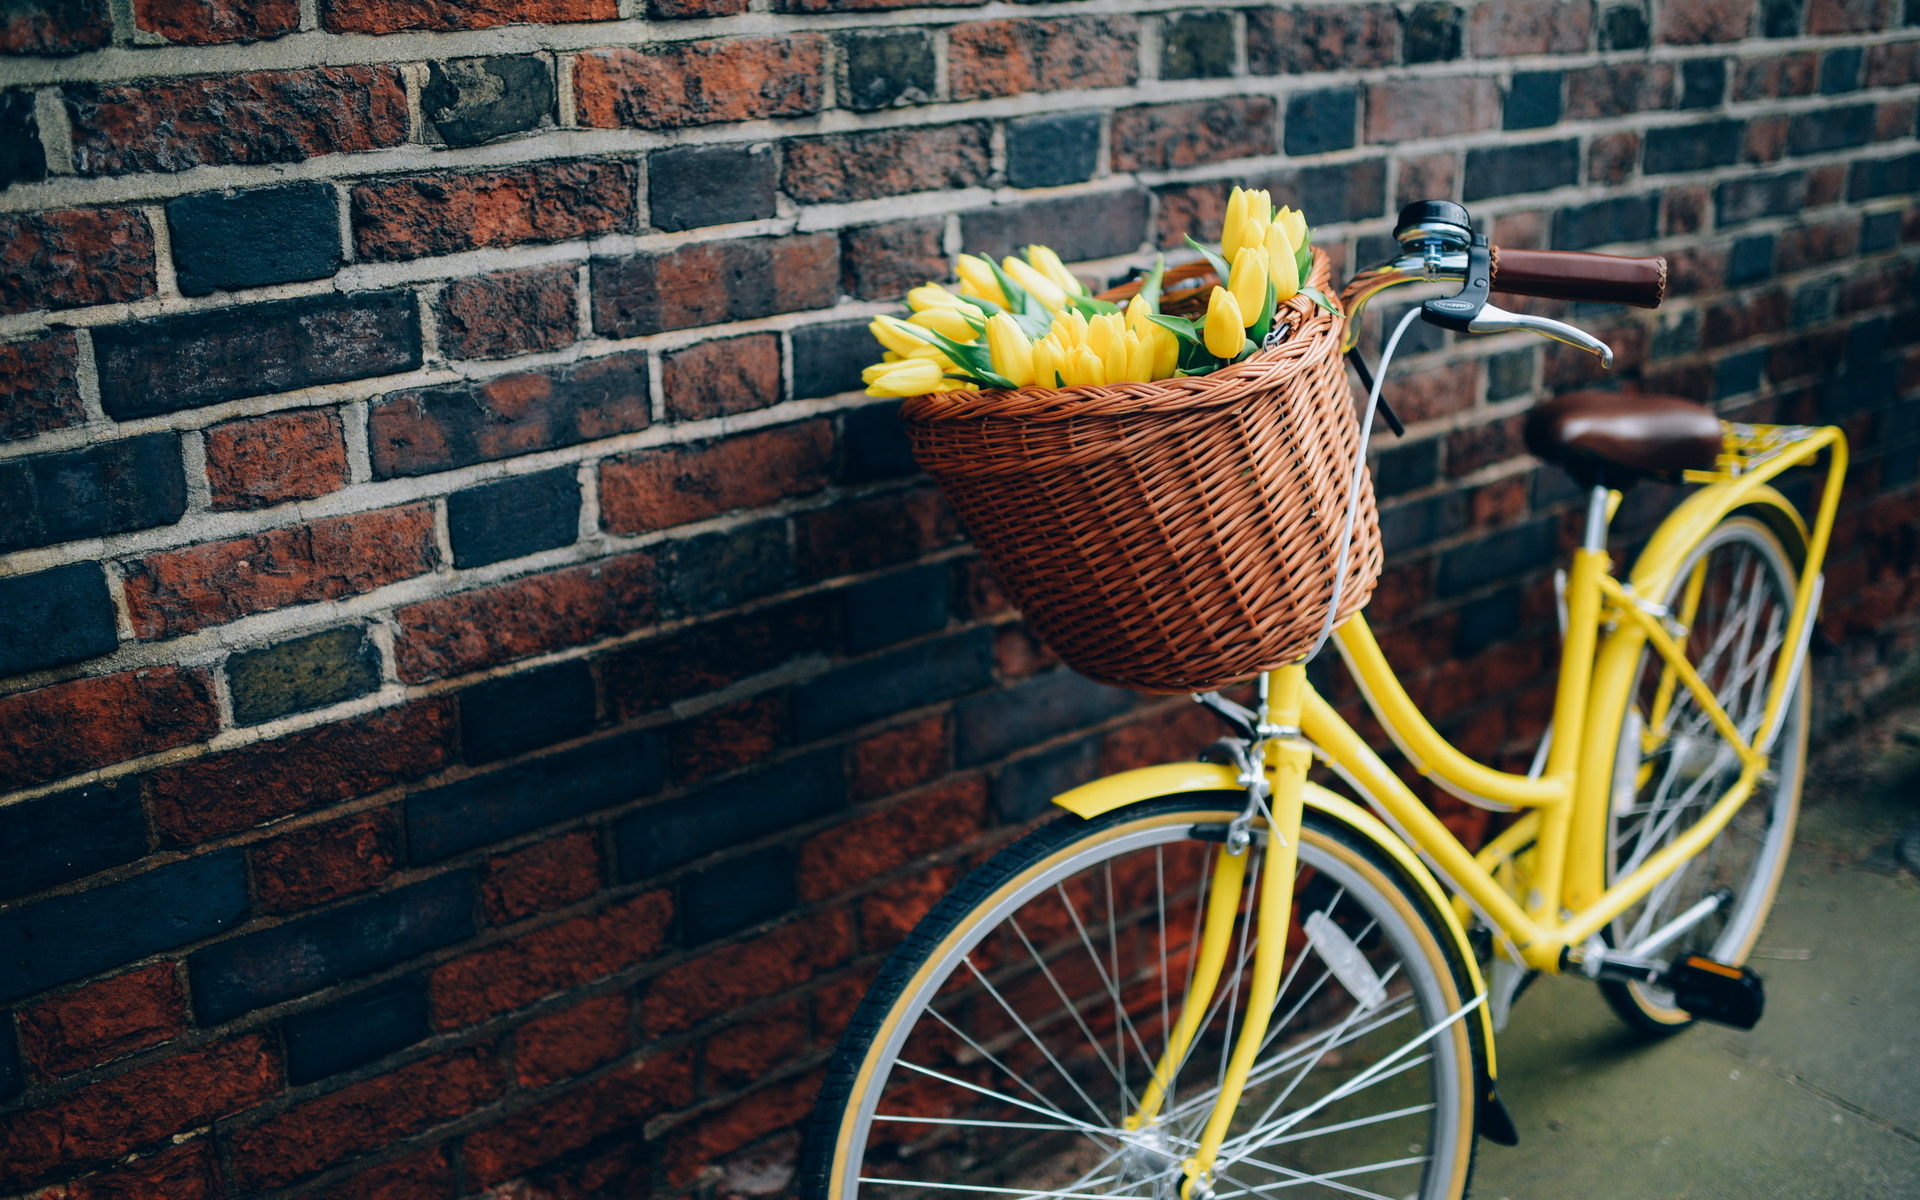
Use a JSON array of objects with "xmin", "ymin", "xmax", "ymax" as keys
[
  {"xmin": 909, "ymin": 307, "xmax": 981, "ymax": 342},
  {"xmin": 1264, "ymin": 222, "xmax": 1301, "ymax": 302},
  {"xmin": 1093, "ymin": 320, "xmax": 1130, "ymax": 381},
  {"xmin": 1062, "ymin": 343, "xmax": 1107, "ymax": 387},
  {"xmin": 1221, "ymin": 187, "xmax": 1253, "ymax": 259},
  {"xmin": 1151, "ymin": 325, "xmax": 1180, "ymax": 378},
  {"xmin": 1025, "ymin": 245, "xmax": 1086, "ymax": 297},
  {"xmin": 1229, "ymin": 247, "xmax": 1267, "ymax": 328},
  {"xmin": 1085, "ymin": 311, "xmax": 1123, "ymax": 364},
  {"xmin": 870, "ymin": 315, "xmax": 930, "ymax": 355},
  {"xmin": 907, "ymin": 283, "xmax": 969, "ymax": 313},
  {"xmin": 985, "ymin": 313, "xmax": 1035, "ymax": 387},
  {"xmin": 1122, "ymin": 330, "xmax": 1156, "ymax": 383},
  {"xmin": 1124, "ymin": 294, "xmax": 1154, "ymax": 336},
  {"xmin": 1050, "ymin": 309, "xmax": 1090, "ymax": 347},
  {"xmin": 863, "ymin": 357, "xmax": 946, "ymax": 397},
  {"xmin": 1204, "ymin": 287, "xmax": 1246, "ymax": 359},
  {"xmin": 955, "ymin": 254, "xmax": 1009, "ymax": 307},
  {"xmin": 1001, "ymin": 256, "xmax": 1068, "ymax": 313},
  {"xmin": 1277, "ymin": 206, "xmax": 1308, "ymax": 250},
  {"xmin": 1031, "ymin": 335, "xmax": 1063, "ymax": 387}
]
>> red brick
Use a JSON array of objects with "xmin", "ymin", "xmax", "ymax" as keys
[
  {"xmin": 123, "ymin": 504, "xmax": 436, "ymax": 639},
  {"xmin": 250, "ymin": 807, "xmax": 401, "ymax": 915},
  {"xmin": 68, "ymin": 67, "xmax": 407, "ymax": 176},
  {"xmin": 482, "ymin": 831, "xmax": 605, "ymax": 925},
  {"xmin": 1656, "ymin": 0, "xmax": 1754, "ymax": 43},
  {"xmin": 1664, "ymin": 184, "xmax": 1710, "ymax": 235},
  {"xmin": 324, "ymin": 0, "xmax": 616, "ymax": 32},
  {"xmin": 1154, "ymin": 180, "xmax": 1230, "ymax": 249},
  {"xmin": 1382, "ymin": 361, "xmax": 1480, "ymax": 425},
  {"xmin": 948, "ymin": 17, "xmax": 1139, "ymax": 100},
  {"xmin": 1878, "ymin": 98, "xmax": 1917, "ymax": 143},
  {"xmin": 1468, "ymin": 0, "xmax": 1593, "ymax": 54},
  {"xmin": 0, "ymin": 667, "xmax": 216, "ymax": 793},
  {"xmin": 654, "ymin": 0, "xmax": 747, "ymax": 15},
  {"xmin": 574, "ymin": 37, "xmax": 827, "ymax": 129},
  {"xmin": 812, "ymin": 968, "xmax": 874, "ymax": 1041},
  {"xmin": 393, "ymin": 551, "xmax": 659, "ymax": 683},
  {"xmin": 1866, "ymin": 39, "xmax": 1920, "ymax": 87},
  {"xmin": 430, "ymin": 891, "xmax": 674, "ymax": 1028},
  {"xmin": 798, "ymin": 779, "xmax": 987, "ymax": 901},
  {"xmin": 228, "ymin": 1047, "xmax": 502, "ymax": 1191},
  {"xmin": 841, "ymin": 218, "xmax": 948, "ymax": 303},
  {"xmin": 1111, "ymin": 97, "xmax": 1276, "ymax": 172},
  {"xmin": 591, "ymin": 234, "xmax": 840, "ymax": 338},
  {"xmin": 315, "ymin": 1145, "xmax": 456, "ymax": 1200},
  {"xmin": 1808, "ymin": 0, "xmax": 1894, "ymax": 33},
  {"xmin": 849, "ymin": 715, "xmax": 949, "ymax": 801},
  {"xmin": 793, "ymin": 487, "xmax": 960, "ymax": 581},
  {"xmin": 1446, "ymin": 415, "xmax": 1528, "ymax": 477},
  {"xmin": 662, "ymin": 333, "xmax": 783, "ymax": 422},
  {"xmin": 598, "ymin": 421, "xmax": 833, "ymax": 535},
  {"xmin": 1779, "ymin": 220, "xmax": 1860, "ymax": 274},
  {"xmin": 783, "ymin": 124, "xmax": 990, "ymax": 205},
  {"xmin": 1545, "ymin": 322, "xmax": 1648, "ymax": 386},
  {"xmin": 435, "ymin": 264, "xmax": 578, "ymax": 361},
  {"xmin": 462, "ymin": 1049, "xmax": 695, "ymax": 1187},
  {"xmin": 1805, "ymin": 164, "xmax": 1846, "ymax": 207},
  {"xmin": 642, "ymin": 910, "xmax": 852, "ymax": 1035},
  {"xmin": 351, "ymin": 160, "xmax": 635, "ymax": 262},
  {"xmin": 601, "ymin": 595, "xmax": 834, "ymax": 719},
  {"xmin": 668, "ymin": 693, "xmax": 785, "ymax": 784},
  {"xmin": 994, "ymin": 624, "xmax": 1060, "ymax": 679},
  {"xmin": 0, "ymin": 1034, "xmax": 278, "ymax": 1191},
  {"xmin": 66, "ymin": 1140, "xmax": 220, "ymax": 1200},
  {"xmin": 1742, "ymin": 114, "xmax": 1788, "ymax": 164},
  {"xmin": 204, "ymin": 407, "xmax": 348, "ymax": 510},
  {"xmin": 148, "ymin": 700, "xmax": 453, "ymax": 844},
  {"xmin": 777, "ymin": 0, "xmax": 975, "ymax": 10},
  {"xmin": 16, "ymin": 964, "xmax": 187, "ymax": 1079},
  {"xmin": 0, "ymin": 330, "xmax": 83, "ymax": 442},
  {"xmin": 1099, "ymin": 702, "xmax": 1216, "ymax": 773},
  {"xmin": 1737, "ymin": 52, "xmax": 1818, "ymax": 99},
  {"xmin": 703, "ymin": 997, "xmax": 807, "ymax": 1092},
  {"xmin": 664, "ymin": 1071, "xmax": 819, "ymax": 1184},
  {"xmin": 859, "ymin": 866, "xmax": 953, "ymax": 947},
  {"xmin": 1248, "ymin": 5, "xmax": 1397, "ymax": 74},
  {"xmin": 1365, "ymin": 78, "xmax": 1500, "ymax": 143},
  {"xmin": 1395, "ymin": 153, "xmax": 1458, "ymax": 210},
  {"xmin": 133, "ymin": 0, "xmax": 297, "ymax": 43},
  {"xmin": 512, "ymin": 992, "xmax": 631, "ymax": 1088},
  {"xmin": 1, "ymin": 0, "xmax": 109, "ymax": 54},
  {"xmin": 1587, "ymin": 132, "xmax": 1638, "ymax": 185},
  {"xmin": 0, "ymin": 207, "xmax": 155, "ymax": 316},
  {"xmin": 1563, "ymin": 62, "xmax": 1675, "ymax": 120}
]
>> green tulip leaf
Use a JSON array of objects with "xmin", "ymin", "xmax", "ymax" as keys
[{"xmin": 1184, "ymin": 235, "xmax": 1234, "ymax": 290}]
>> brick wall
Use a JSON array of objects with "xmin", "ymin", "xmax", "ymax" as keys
[{"xmin": 2, "ymin": 0, "xmax": 1918, "ymax": 1195}]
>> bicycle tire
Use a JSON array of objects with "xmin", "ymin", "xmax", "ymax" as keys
[{"xmin": 801, "ymin": 794, "xmax": 1487, "ymax": 1200}]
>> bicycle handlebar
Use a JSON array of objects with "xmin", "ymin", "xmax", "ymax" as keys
[{"xmin": 1488, "ymin": 247, "xmax": 1667, "ymax": 309}]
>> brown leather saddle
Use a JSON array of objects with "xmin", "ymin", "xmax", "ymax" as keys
[{"xmin": 1523, "ymin": 390, "xmax": 1724, "ymax": 486}]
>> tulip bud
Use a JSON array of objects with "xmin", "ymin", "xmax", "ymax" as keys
[
  {"xmin": 1124, "ymin": 294, "xmax": 1154, "ymax": 336},
  {"xmin": 1025, "ymin": 245, "xmax": 1087, "ymax": 297},
  {"xmin": 1151, "ymin": 325, "xmax": 1180, "ymax": 379},
  {"xmin": 1031, "ymin": 335, "xmax": 1062, "ymax": 387},
  {"xmin": 1001, "ymin": 256, "xmax": 1068, "ymax": 313},
  {"xmin": 1123, "ymin": 330, "xmax": 1156, "ymax": 383},
  {"xmin": 1085, "ymin": 312, "xmax": 1123, "ymax": 365},
  {"xmin": 1229, "ymin": 248, "xmax": 1268, "ymax": 329},
  {"xmin": 1203, "ymin": 287, "xmax": 1246, "ymax": 359},
  {"xmin": 910, "ymin": 306, "xmax": 981, "ymax": 342},
  {"xmin": 1050, "ymin": 309, "xmax": 1090, "ymax": 347},
  {"xmin": 955, "ymin": 254, "xmax": 1010, "ymax": 308},
  {"xmin": 1221, "ymin": 187, "xmax": 1252, "ymax": 259},
  {"xmin": 1249, "ymin": 189, "xmax": 1273, "ymax": 229},
  {"xmin": 1064, "ymin": 344, "xmax": 1107, "ymax": 387},
  {"xmin": 1277, "ymin": 207, "xmax": 1308, "ymax": 251},
  {"xmin": 870, "ymin": 315, "xmax": 929, "ymax": 356},
  {"xmin": 984, "ymin": 313, "xmax": 1035, "ymax": 388},
  {"xmin": 907, "ymin": 283, "xmax": 969, "ymax": 313},
  {"xmin": 1264, "ymin": 222, "xmax": 1301, "ymax": 302},
  {"xmin": 863, "ymin": 357, "xmax": 945, "ymax": 397}
]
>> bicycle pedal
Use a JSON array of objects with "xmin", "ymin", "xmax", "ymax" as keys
[{"xmin": 1664, "ymin": 955, "xmax": 1765, "ymax": 1029}]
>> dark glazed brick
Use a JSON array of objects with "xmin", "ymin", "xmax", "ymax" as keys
[
  {"xmin": 1249, "ymin": 5, "xmax": 1399, "ymax": 74},
  {"xmin": 1454, "ymin": 587, "xmax": 1521, "ymax": 657},
  {"xmin": 0, "ymin": 1021, "xmax": 16, "ymax": 1103},
  {"xmin": 423, "ymin": 56, "xmax": 553, "ymax": 148},
  {"xmin": 0, "ymin": 852, "xmax": 248, "ymax": 1003},
  {"xmin": 1787, "ymin": 104, "xmax": 1872, "ymax": 155},
  {"xmin": 1379, "ymin": 493, "xmax": 1467, "ymax": 556},
  {"xmin": 0, "ymin": 433, "xmax": 186, "ymax": 554},
  {"xmin": 1554, "ymin": 194, "xmax": 1659, "ymax": 249},
  {"xmin": 1761, "ymin": 0, "xmax": 1804, "ymax": 36},
  {"xmin": 680, "ymin": 847, "xmax": 795, "ymax": 944},
  {"xmin": 783, "ymin": 124, "xmax": 989, "ymax": 204},
  {"xmin": 604, "ymin": 598, "xmax": 832, "ymax": 718},
  {"xmin": 188, "ymin": 873, "xmax": 473, "ymax": 1023},
  {"xmin": 448, "ymin": 468, "xmax": 581, "ymax": 568},
  {"xmin": 1005, "ymin": 110, "xmax": 1101, "ymax": 190},
  {"xmin": 1716, "ymin": 347, "xmax": 1767, "ymax": 396},
  {"xmin": 1819, "ymin": 46, "xmax": 1862, "ymax": 93},
  {"xmin": 1464, "ymin": 140, "xmax": 1578, "ymax": 201},
  {"xmin": 1681, "ymin": 58, "xmax": 1727, "ymax": 108},
  {"xmin": 793, "ymin": 629, "xmax": 996, "ymax": 740},
  {"xmin": 460, "ymin": 660, "xmax": 596, "ymax": 765},
  {"xmin": 1652, "ymin": 309, "xmax": 1701, "ymax": 358},
  {"xmin": 843, "ymin": 563, "xmax": 950, "ymax": 653},
  {"xmin": 1726, "ymin": 234, "xmax": 1775, "ymax": 285},
  {"xmin": 0, "ymin": 331, "xmax": 81, "ymax": 443},
  {"xmin": 617, "ymin": 749, "xmax": 842, "ymax": 879},
  {"xmin": 1860, "ymin": 209, "xmax": 1901, "ymax": 253},
  {"xmin": 1643, "ymin": 120, "xmax": 1744, "ymax": 173},
  {"xmin": 1162, "ymin": 11, "xmax": 1234, "ymax": 79},
  {"xmin": 591, "ymin": 234, "xmax": 838, "ymax": 338},
  {"xmin": 648, "ymin": 143, "xmax": 777, "ymax": 232},
  {"xmin": 1716, "ymin": 171, "xmax": 1806, "ymax": 224},
  {"xmin": 1849, "ymin": 151, "xmax": 1920, "ymax": 199},
  {"xmin": 370, "ymin": 352, "xmax": 648, "ymax": 479},
  {"xmin": 1436, "ymin": 517, "xmax": 1557, "ymax": 596},
  {"xmin": 228, "ymin": 625, "xmax": 381, "ymax": 726},
  {"xmin": 1371, "ymin": 440, "xmax": 1441, "ymax": 498},
  {"xmin": 1, "ymin": 90, "xmax": 45, "ymax": 187},
  {"xmin": 1251, "ymin": 158, "xmax": 1389, "ymax": 224},
  {"xmin": 843, "ymin": 218, "xmax": 947, "ymax": 302},
  {"xmin": 841, "ymin": 401, "xmax": 917, "ymax": 483},
  {"xmin": 962, "ymin": 191, "xmax": 1148, "ymax": 263},
  {"xmin": 1487, "ymin": 348, "xmax": 1536, "ymax": 400},
  {"xmin": 1405, "ymin": 1, "xmax": 1463, "ymax": 62},
  {"xmin": 1600, "ymin": 3, "xmax": 1651, "ymax": 47},
  {"xmin": 407, "ymin": 733, "xmax": 660, "ymax": 866},
  {"xmin": 791, "ymin": 319, "xmax": 875, "ymax": 400},
  {"xmin": 840, "ymin": 29, "xmax": 934, "ymax": 111},
  {"xmin": 1285, "ymin": 88, "xmax": 1358, "ymax": 157},
  {"xmin": 956, "ymin": 668, "xmax": 1133, "ymax": 766},
  {"xmin": 0, "ymin": 562, "xmax": 117, "ymax": 677},
  {"xmin": 0, "ymin": 778, "xmax": 145, "ymax": 902},
  {"xmin": 95, "ymin": 292, "xmax": 420, "ymax": 420},
  {"xmin": 284, "ymin": 976, "xmax": 429, "ymax": 1085},
  {"xmin": 1504, "ymin": 71, "xmax": 1563, "ymax": 130},
  {"xmin": 666, "ymin": 520, "xmax": 793, "ymax": 617},
  {"xmin": 166, "ymin": 183, "xmax": 342, "ymax": 297},
  {"xmin": 996, "ymin": 739, "xmax": 1099, "ymax": 823}
]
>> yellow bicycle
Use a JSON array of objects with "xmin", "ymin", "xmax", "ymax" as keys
[{"xmin": 804, "ymin": 201, "xmax": 1845, "ymax": 1200}]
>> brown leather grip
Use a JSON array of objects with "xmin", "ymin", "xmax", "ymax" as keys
[{"xmin": 1488, "ymin": 247, "xmax": 1668, "ymax": 309}]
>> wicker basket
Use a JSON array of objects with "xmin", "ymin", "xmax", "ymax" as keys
[{"xmin": 899, "ymin": 248, "xmax": 1381, "ymax": 693}]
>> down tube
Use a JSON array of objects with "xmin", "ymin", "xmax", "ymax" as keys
[{"xmin": 1300, "ymin": 688, "xmax": 1546, "ymax": 961}]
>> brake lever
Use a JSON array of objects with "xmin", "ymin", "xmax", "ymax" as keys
[
  {"xmin": 1467, "ymin": 302, "xmax": 1614, "ymax": 368},
  {"xmin": 1419, "ymin": 234, "xmax": 1614, "ymax": 368}
]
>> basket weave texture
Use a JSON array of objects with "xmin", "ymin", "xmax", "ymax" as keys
[{"xmin": 900, "ymin": 248, "xmax": 1381, "ymax": 693}]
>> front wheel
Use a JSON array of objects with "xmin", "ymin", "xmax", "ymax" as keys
[{"xmin": 802, "ymin": 795, "xmax": 1485, "ymax": 1200}]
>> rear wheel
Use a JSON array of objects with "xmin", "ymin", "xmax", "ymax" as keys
[
  {"xmin": 802, "ymin": 795, "xmax": 1485, "ymax": 1200},
  {"xmin": 1601, "ymin": 514, "xmax": 1809, "ymax": 1033}
]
